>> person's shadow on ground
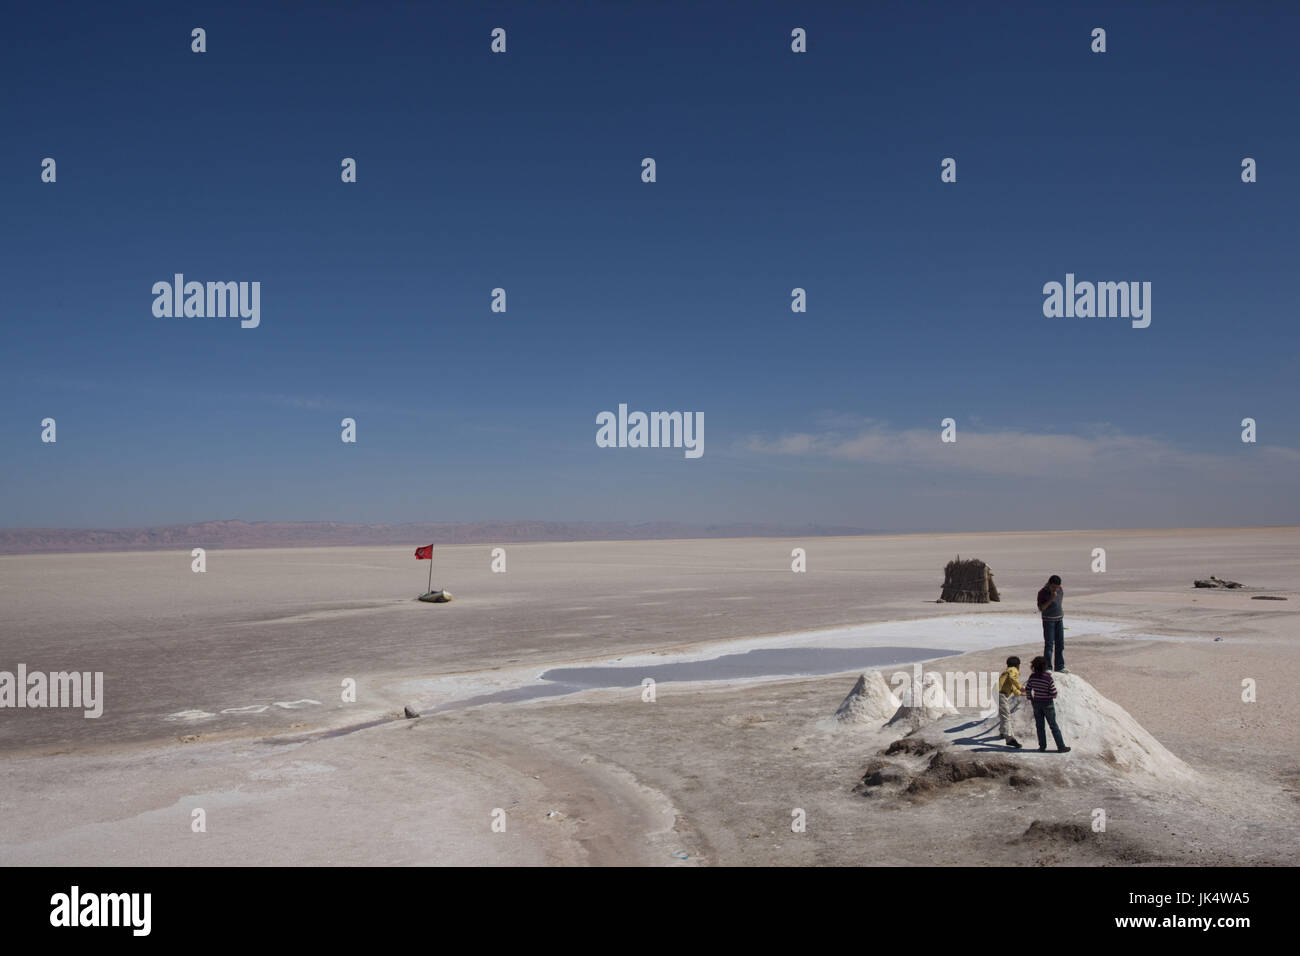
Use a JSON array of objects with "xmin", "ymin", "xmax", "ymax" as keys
[{"xmin": 946, "ymin": 713, "xmax": 1027, "ymax": 752}]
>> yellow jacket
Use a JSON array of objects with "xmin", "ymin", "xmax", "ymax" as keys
[{"xmin": 998, "ymin": 666, "xmax": 1024, "ymax": 696}]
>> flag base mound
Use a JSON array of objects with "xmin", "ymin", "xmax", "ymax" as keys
[{"xmin": 417, "ymin": 590, "xmax": 453, "ymax": 603}]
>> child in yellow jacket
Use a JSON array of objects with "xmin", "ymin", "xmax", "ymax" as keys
[{"xmin": 998, "ymin": 656, "xmax": 1024, "ymax": 749}]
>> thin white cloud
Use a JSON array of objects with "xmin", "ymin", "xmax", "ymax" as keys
[{"xmin": 741, "ymin": 423, "xmax": 1300, "ymax": 481}]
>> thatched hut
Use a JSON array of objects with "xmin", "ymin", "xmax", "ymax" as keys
[{"xmin": 939, "ymin": 556, "xmax": 1000, "ymax": 603}]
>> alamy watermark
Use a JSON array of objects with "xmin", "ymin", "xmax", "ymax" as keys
[
  {"xmin": 1042, "ymin": 273, "xmax": 1150, "ymax": 328},
  {"xmin": 890, "ymin": 663, "xmax": 1001, "ymax": 716},
  {"xmin": 50, "ymin": 886, "xmax": 149, "ymax": 935},
  {"xmin": 1, "ymin": 664, "xmax": 103, "ymax": 717},
  {"xmin": 596, "ymin": 404, "xmax": 703, "ymax": 458},
  {"xmin": 152, "ymin": 274, "xmax": 260, "ymax": 328}
]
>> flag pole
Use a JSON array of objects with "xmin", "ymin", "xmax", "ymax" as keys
[{"xmin": 427, "ymin": 549, "xmax": 433, "ymax": 595}]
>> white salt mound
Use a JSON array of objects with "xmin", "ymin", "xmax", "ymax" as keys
[
  {"xmin": 886, "ymin": 673, "xmax": 959, "ymax": 727},
  {"xmin": 834, "ymin": 671, "xmax": 900, "ymax": 724},
  {"xmin": 990, "ymin": 673, "xmax": 1194, "ymax": 780}
]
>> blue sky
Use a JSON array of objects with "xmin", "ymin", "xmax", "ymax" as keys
[{"xmin": 2, "ymin": 1, "xmax": 1297, "ymax": 531}]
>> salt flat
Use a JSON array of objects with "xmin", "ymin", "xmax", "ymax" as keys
[{"xmin": 0, "ymin": 528, "xmax": 1296, "ymax": 865}]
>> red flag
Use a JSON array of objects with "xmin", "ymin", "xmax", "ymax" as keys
[{"xmin": 414, "ymin": 544, "xmax": 433, "ymax": 560}]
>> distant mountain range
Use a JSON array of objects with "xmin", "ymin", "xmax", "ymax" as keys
[{"xmin": 0, "ymin": 520, "xmax": 883, "ymax": 555}]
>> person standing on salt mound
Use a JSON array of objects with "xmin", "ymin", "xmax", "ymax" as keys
[
  {"xmin": 1037, "ymin": 574, "xmax": 1068, "ymax": 673},
  {"xmin": 1023, "ymin": 656, "xmax": 1071, "ymax": 754},
  {"xmin": 996, "ymin": 656, "xmax": 1025, "ymax": 749}
]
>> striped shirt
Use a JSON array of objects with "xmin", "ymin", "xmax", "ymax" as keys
[{"xmin": 1024, "ymin": 672, "xmax": 1058, "ymax": 701}]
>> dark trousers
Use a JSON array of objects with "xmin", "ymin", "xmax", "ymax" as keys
[
  {"xmin": 1032, "ymin": 699, "xmax": 1066, "ymax": 750},
  {"xmin": 1042, "ymin": 618, "xmax": 1065, "ymax": 670}
]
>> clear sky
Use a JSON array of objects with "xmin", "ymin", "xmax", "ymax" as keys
[{"xmin": 3, "ymin": 1, "xmax": 1297, "ymax": 531}]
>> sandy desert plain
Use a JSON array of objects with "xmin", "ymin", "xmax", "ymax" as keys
[{"xmin": 0, "ymin": 527, "xmax": 1296, "ymax": 866}]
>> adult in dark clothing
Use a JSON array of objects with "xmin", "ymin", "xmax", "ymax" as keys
[{"xmin": 1037, "ymin": 573, "xmax": 1067, "ymax": 672}]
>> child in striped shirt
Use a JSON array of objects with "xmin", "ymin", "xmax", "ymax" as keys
[{"xmin": 1023, "ymin": 656, "xmax": 1072, "ymax": 753}]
